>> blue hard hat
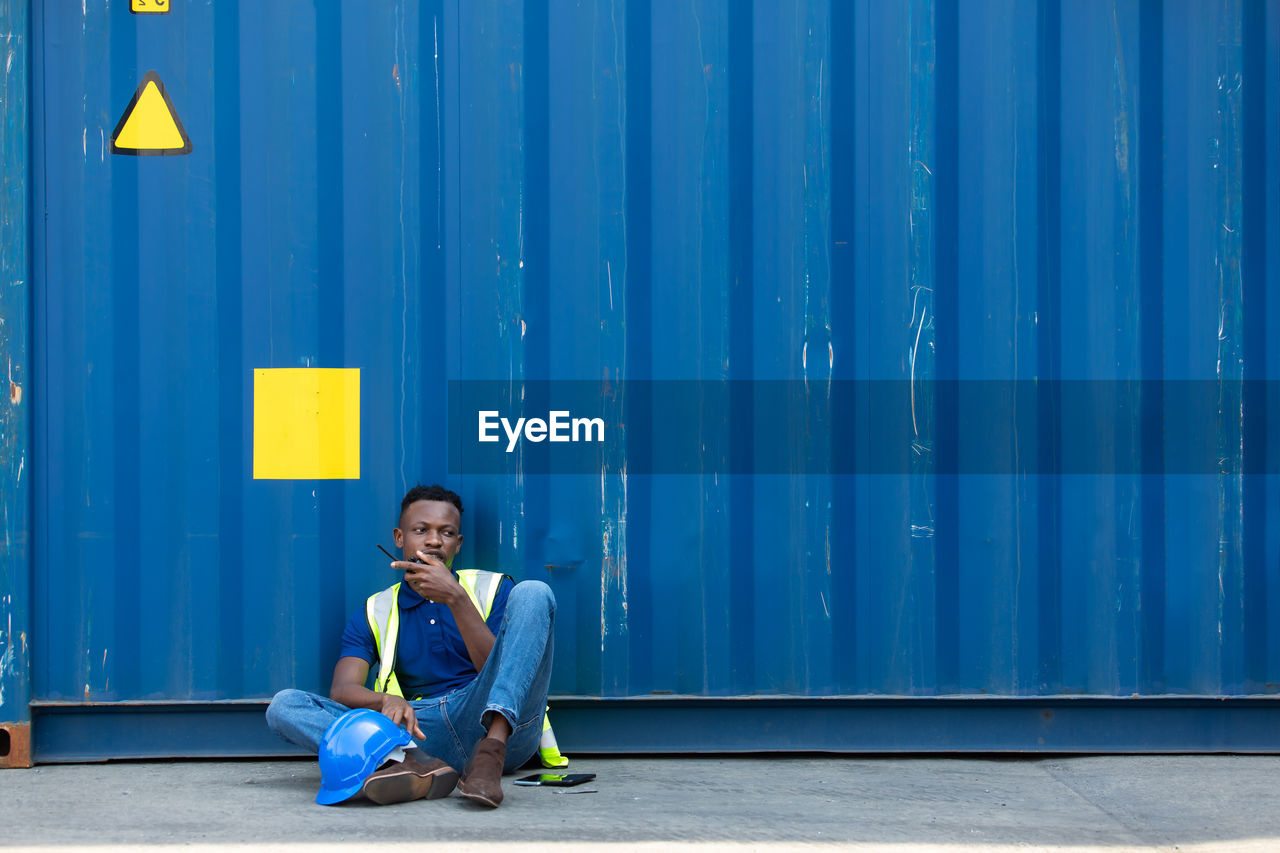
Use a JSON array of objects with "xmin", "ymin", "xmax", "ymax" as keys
[{"xmin": 316, "ymin": 708, "xmax": 414, "ymax": 805}]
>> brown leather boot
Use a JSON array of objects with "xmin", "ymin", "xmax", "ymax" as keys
[
  {"xmin": 361, "ymin": 748, "xmax": 458, "ymax": 805},
  {"xmin": 457, "ymin": 737, "xmax": 507, "ymax": 807}
]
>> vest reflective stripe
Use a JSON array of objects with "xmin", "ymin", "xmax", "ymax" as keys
[
  {"xmin": 365, "ymin": 571, "xmax": 508, "ymax": 698},
  {"xmin": 456, "ymin": 569, "xmax": 504, "ymax": 621},
  {"xmin": 538, "ymin": 707, "xmax": 569, "ymax": 768},
  {"xmin": 367, "ymin": 583, "xmax": 403, "ymax": 696}
]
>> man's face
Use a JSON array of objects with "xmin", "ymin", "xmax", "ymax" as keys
[{"xmin": 393, "ymin": 500, "xmax": 464, "ymax": 568}]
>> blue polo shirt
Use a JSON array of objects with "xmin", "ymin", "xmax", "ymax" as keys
[{"xmin": 340, "ymin": 574, "xmax": 513, "ymax": 701}]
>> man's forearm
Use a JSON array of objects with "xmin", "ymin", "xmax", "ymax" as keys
[{"xmin": 330, "ymin": 682, "xmax": 391, "ymax": 710}]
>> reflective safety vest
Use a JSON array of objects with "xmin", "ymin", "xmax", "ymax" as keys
[{"xmin": 365, "ymin": 570, "xmax": 568, "ymax": 769}]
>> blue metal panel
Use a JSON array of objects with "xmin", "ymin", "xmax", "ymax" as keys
[
  {"xmin": 647, "ymin": 0, "xmax": 733, "ymax": 695},
  {"xmin": 1161, "ymin": 0, "xmax": 1247, "ymax": 695},
  {"xmin": 1057, "ymin": 0, "xmax": 1144, "ymax": 695},
  {"xmin": 13, "ymin": 0, "xmax": 1280, "ymax": 760},
  {"xmin": 846, "ymin": 0, "xmax": 930, "ymax": 695},
  {"xmin": 1264, "ymin": 0, "xmax": 1280, "ymax": 695},
  {"xmin": 951, "ymin": 0, "xmax": 1043, "ymax": 695},
  {"xmin": 1, "ymin": 0, "xmax": 32, "ymax": 756},
  {"xmin": 749, "ymin": 0, "xmax": 831, "ymax": 695}
]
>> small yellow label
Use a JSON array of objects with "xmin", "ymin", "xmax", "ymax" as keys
[
  {"xmin": 114, "ymin": 82, "xmax": 183, "ymax": 149},
  {"xmin": 131, "ymin": 0, "xmax": 171, "ymax": 14},
  {"xmin": 253, "ymin": 368, "xmax": 361, "ymax": 480},
  {"xmin": 110, "ymin": 71, "xmax": 192, "ymax": 156}
]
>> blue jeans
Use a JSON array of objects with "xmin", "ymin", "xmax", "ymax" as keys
[{"xmin": 266, "ymin": 580, "xmax": 554, "ymax": 773}]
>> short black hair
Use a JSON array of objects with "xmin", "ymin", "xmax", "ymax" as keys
[{"xmin": 400, "ymin": 484, "xmax": 463, "ymax": 517}]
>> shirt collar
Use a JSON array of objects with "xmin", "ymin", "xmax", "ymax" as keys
[{"xmin": 397, "ymin": 579, "xmax": 429, "ymax": 610}]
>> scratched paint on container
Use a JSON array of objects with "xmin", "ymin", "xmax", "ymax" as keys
[
  {"xmin": 16, "ymin": 0, "xmax": 1280, "ymax": 721},
  {"xmin": 1, "ymin": 0, "xmax": 32, "ymax": 729}
]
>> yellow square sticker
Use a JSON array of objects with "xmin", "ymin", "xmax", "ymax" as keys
[
  {"xmin": 131, "ymin": 0, "xmax": 171, "ymax": 14},
  {"xmin": 253, "ymin": 368, "xmax": 360, "ymax": 479}
]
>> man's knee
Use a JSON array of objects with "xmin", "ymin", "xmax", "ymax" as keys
[
  {"xmin": 509, "ymin": 580, "xmax": 555, "ymax": 616},
  {"xmin": 265, "ymin": 688, "xmax": 306, "ymax": 732}
]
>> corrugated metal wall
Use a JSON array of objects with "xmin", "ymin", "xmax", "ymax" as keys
[
  {"xmin": 1, "ymin": 0, "xmax": 33, "ymax": 767},
  {"xmin": 10, "ymin": 0, "xmax": 1280, "ymax": 742}
]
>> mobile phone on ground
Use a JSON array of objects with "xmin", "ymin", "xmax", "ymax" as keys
[{"xmin": 513, "ymin": 773, "xmax": 596, "ymax": 787}]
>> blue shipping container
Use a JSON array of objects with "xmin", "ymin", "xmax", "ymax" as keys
[{"xmin": 2, "ymin": 0, "xmax": 1280, "ymax": 763}]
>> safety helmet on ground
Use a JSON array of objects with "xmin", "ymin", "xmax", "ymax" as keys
[{"xmin": 316, "ymin": 708, "xmax": 413, "ymax": 805}]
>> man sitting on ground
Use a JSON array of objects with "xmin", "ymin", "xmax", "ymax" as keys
[{"xmin": 266, "ymin": 484, "xmax": 556, "ymax": 807}]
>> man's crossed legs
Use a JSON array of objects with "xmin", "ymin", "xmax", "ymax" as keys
[{"xmin": 267, "ymin": 580, "xmax": 555, "ymax": 806}]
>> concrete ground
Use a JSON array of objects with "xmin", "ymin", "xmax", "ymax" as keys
[{"xmin": 2, "ymin": 755, "xmax": 1278, "ymax": 852}]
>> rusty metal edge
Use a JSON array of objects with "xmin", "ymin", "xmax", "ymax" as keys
[{"xmin": 0, "ymin": 722, "xmax": 33, "ymax": 768}]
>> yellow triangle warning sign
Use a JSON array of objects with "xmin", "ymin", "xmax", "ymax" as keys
[{"xmin": 110, "ymin": 71, "xmax": 192, "ymax": 156}]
